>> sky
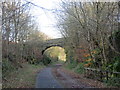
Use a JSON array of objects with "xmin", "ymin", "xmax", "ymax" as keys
[{"xmin": 25, "ymin": 0, "xmax": 62, "ymax": 39}]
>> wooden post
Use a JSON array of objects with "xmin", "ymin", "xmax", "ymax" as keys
[
  {"xmin": 106, "ymin": 70, "xmax": 108, "ymax": 81},
  {"xmin": 84, "ymin": 68, "xmax": 86, "ymax": 77},
  {"xmin": 100, "ymin": 70, "xmax": 102, "ymax": 81}
]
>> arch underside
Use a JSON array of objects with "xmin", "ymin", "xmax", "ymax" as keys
[{"xmin": 42, "ymin": 44, "xmax": 63, "ymax": 55}]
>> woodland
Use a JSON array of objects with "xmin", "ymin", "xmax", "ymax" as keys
[
  {"xmin": 55, "ymin": 1, "xmax": 120, "ymax": 86},
  {"xmin": 1, "ymin": 1, "xmax": 120, "ymax": 88}
]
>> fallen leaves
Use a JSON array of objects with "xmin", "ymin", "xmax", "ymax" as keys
[{"xmin": 60, "ymin": 67, "xmax": 107, "ymax": 88}]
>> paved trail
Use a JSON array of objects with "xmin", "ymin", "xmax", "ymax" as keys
[
  {"xmin": 35, "ymin": 67, "xmax": 63, "ymax": 88},
  {"xmin": 35, "ymin": 64, "xmax": 93, "ymax": 88}
]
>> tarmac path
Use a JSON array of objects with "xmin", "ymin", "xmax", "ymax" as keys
[{"xmin": 35, "ymin": 67, "xmax": 63, "ymax": 88}]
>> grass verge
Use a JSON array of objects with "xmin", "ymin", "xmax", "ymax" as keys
[{"xmin": 3, "ymin": 62, "xmax": 45, "ymax": 88}]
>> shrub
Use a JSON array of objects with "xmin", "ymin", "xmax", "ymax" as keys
[
  {"xmin": 42, "ymin": 56, "xmax": 51, "ymax": 65},
  {"xmin": 113, "ymin": 56, "xmax": 120, "ymax": 72},
  {"xmin": 2, "ymin": 58, "xmax": 16, "ymax": 77},
  {"xmin": 105, "ymin": 77, "xmax": 120, "ymax": 87},
  {"xmin": 74, "ymin": 63, "xmax": 84, "ymax": 74},
  {"xmin": 66, "ymin": 60, "xmax": 77, "ymax": 69}
]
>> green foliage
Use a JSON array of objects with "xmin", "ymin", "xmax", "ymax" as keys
[
  {"xmin": 65, "ymin": 47, "xmax": 75, "ymax": 64},
  {"xmin": 66, "ymin": 60, "xmax": 77, "ymax": 69},
  {"xmin": 26, "ymin": 55, "xmax": 41, "ymax": 65},
  {"xmin": 29, "ymin": 58, "xmax": 37, "ymax": 65},
  {"xmin": 74, "ymin": 63, "xmax": 84, "ymax": 74},
  {"xmin": 113, "ymin": 56, "xmax": 120, "ymax": 72},
  {"xmin": 104, "ymin": 77, "xmax": 120, "ymax": 87},
  {"xmin": 42, "ymin": 55, "xmax": 51, "ymax": 65},
  {"xmin": 107, "ymin": 56, "xmax": 120, "ymax": 72},
  {"xmin": 2, "ymin": 59, "xmax": 16, "ymax": 77}
]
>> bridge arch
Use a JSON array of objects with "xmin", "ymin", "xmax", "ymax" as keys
[{"xmin": 42, "ymin": 44, "xmax": 64, "ymax": 55}]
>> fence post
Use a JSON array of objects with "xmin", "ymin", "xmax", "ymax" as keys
[
  {"xmin": 100, "ymin": 70, "xmax": 102, "ymax": 81},
  {"xmin": 106, "ymin": 70, "xmax": 108, "ymax": 81},
  {"xmin": 84, "ymin": 68, "xmax": 86, "ymax": 77}
]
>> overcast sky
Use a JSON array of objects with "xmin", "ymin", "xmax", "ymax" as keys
[{"xmin": 25, "ymin": 0, "xmax": 62, "ymax": 39}]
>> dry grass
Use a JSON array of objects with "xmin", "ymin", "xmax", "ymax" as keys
[{"xmin": 3, "ymin": 63, "xmax": 45, "ymax": 88}]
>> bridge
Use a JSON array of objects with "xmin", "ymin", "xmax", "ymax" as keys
[{"xmin": 41, "ymin": 38, "xmax": 65, "ymax": 54}]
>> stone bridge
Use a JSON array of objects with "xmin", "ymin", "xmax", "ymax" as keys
[{"xmin": 41, "ymin": 38, "xmax": 65, "ymax": 54}]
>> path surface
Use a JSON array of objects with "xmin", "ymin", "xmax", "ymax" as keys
[
  {"xmin": 35, "ymin": 67, "xmax": 63, "ymax": 88},
  {"xmin": 55, "ymin": 68, "xmax": 91, "ymax": 88},
  {"xmin": 35, "ymin": 65, "xmax": 91, "ymax": 88}
]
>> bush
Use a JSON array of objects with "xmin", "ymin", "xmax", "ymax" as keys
[
  {"xmin": 66, "ymin": 60, "xmax": 77, "ymax": 69},
  {"xmin": 26, "ymin": 56, "xmax": 41, "ymax": 65},
  {"xmin": 113, "ymin": 56, "xmax": 120, "ymax": 72},
  {"xmin": 105, "ymin": 77, "xmax": 120, "ymax": 87},
  {"xmin": 2, "ymin": 58, "xmax": 16, "ymax": 77},
  {"xmin": 74, "ymin": 63, "xmax": 84, "ymax": 74},
  {"xmin": 42, "ymin": 56, "xmax": 51, "ymax": 65}
]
